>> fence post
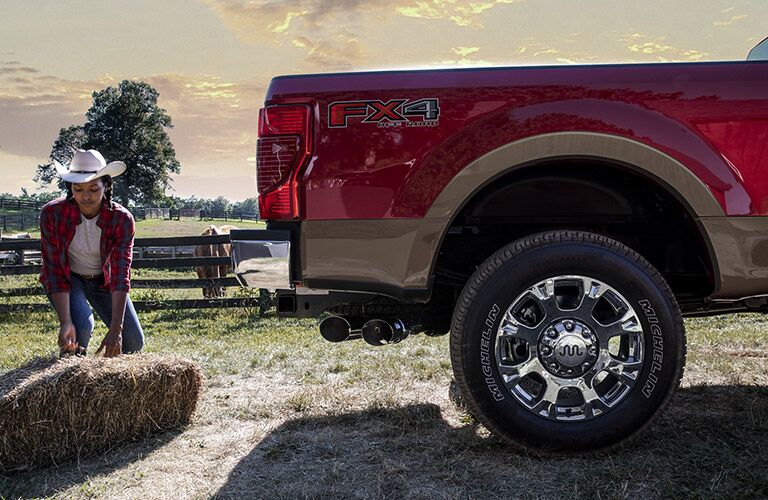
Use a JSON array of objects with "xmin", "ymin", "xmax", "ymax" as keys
[{"xmin": 20, "ymin": 213, "xmax": 24, "ymax": 230}]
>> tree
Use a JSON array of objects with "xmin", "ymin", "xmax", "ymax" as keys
[
  {"xmin": 210, "ymin": 196, "xmax": 231, "ymax": 213},
  {"xmin": 35, "ymin": 80, "xmax": 181, "ymax": 206},
  {"xmin": 232, "ymin": 197, "xmax": 259, "ymax": 217},
  {"xmin": 33, "ymin": 125, "xmax": 87, "ymax": 189}
]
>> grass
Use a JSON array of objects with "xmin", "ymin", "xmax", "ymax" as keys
[{"xmin": 0, "ymin": 302, "xmax": 766, "ymax": 498}]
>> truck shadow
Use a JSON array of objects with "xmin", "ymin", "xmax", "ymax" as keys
[{"xmin": 214, "ymin": 384, "xmax": 768, "ymax": 499}]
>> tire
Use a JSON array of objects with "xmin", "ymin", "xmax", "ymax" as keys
[{"xmin": 450, "ymin": 231, "xmax": 685, "ymax": 453}]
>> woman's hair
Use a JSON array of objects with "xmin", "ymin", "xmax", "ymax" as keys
[{"xmin": 65, "ymin": 175, "xmax": 114, "ymax": 205}]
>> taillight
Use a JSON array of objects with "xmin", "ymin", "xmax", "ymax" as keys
[{"xmin": 256, "ymin": 104, "xmax": 312, "ymax": 220}]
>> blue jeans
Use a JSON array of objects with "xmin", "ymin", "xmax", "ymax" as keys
[{"xmin": 47, "ymin": 273, "xmax": 144, "ymax": 354}]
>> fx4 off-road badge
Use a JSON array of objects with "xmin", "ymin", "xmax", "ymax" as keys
[{"xmin": 328, "ymin": 98, "xmax": 440, "ymax": 129}]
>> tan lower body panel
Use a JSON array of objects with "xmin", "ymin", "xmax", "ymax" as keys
[
  {"xmin": 300, "ymin": 218, "xmax": 446, "ymax": 296},
  {"xmin": 302, "ymin": 216, "xmax": 768, "ymax": 302},
  {"xmin": 701, "ymin": 216, "xmax": 768, "ymax": 299}
]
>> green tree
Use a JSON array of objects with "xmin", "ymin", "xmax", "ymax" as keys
[
  {"xmin": 210, "ymin": 196, "xmax": 230, "ymax": 213},
  {"xmin": 35, "ymin": 80, "xmax": 180, "ymax": 206},
  {"xmin": 33, "ymin": 125, "xmax": 87, "ymax": 189},
  {"xmin": 232, "ymin": 197, "xmax": 259, "ymax": 217}
]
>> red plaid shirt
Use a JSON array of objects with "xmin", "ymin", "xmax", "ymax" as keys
[{"xmin": 39, "ymin": 197, "xmax": 135, "ymax": 294}]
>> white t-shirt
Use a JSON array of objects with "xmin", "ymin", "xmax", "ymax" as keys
[{"xmin": 68, "ymin": 214, "xmax": 102, "ymax": 275}]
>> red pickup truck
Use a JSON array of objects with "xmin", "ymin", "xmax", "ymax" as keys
[{"xmin": 231, "ymin": 39, "xmax": 768, "ymax": 453}]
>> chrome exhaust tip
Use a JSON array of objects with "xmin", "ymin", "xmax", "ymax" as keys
[
  {"xmin": 319, "ymin": 316, "xmax": 362, "ymax": 343},
  {"xmin": 361, "ymin": 319, "xmax": 408, "ymax": 346}
]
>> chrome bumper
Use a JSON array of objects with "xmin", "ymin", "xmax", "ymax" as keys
[{"xmin": 230, "ymin": 229, "xmax": 292, "ymax": 290}]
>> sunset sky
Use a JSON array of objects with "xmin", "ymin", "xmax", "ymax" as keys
[{"xmin": 1, "ymin": 0, "xmax": 766, "ymax": 201}]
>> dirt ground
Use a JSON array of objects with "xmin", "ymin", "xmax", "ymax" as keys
[{"xmin": 2, "ymin": 352, "xmax": 767, "ymax": 500}]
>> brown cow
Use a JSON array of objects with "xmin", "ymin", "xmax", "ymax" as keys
[{"xmin": 195, "ymin": 224, "xmax": 238, "ymax": 298}]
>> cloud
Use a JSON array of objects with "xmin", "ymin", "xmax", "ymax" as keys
[
  {"xmin": 396, "ymin": 0, "xmax": 520, "ymax": 28},
  {"xmin": 141, "ymin": 74, "xmax": 266, "ymax": 162},
  {"xmin": 292, "ymin": 31, "xmax": 363, "ymax": 71},
  {"xmin": 0, "ymin": 66, "xmax": 39, "ymax": 76},
  {"xmin": 200, "ymin": 0, "xmax": 522, "ymax": 69},
  {"xmin": 0, "ymin": 66, "xmax": 102, "ymax": 159},
  {"xmin": 713, "ymin": 14, "xmax": 748, "ymax": 27},
  {"xmin": 201, "ymin": 0, "xmax": 374, "ymax": 38},
  {"xmin": 452, "ymin": 46, "xmax": 480, "ymax": 57},
  {"xmin": 622, "ymin": 34, "xmax": 707, "ymax": 62}
]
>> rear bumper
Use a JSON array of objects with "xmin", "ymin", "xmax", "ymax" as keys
[{"xmin": 230, "ymin": 229, "xmax": 292, "ymax": 290}]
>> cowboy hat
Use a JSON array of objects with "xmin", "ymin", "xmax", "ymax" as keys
[{"xmin": 54, "ymin": 149, "xmax": 126, "ymax": 183}]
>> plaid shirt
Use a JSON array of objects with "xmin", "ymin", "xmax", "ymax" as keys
[{"xmin": 39, "ymin": 197, "xmax": 135, "ymax": 294}]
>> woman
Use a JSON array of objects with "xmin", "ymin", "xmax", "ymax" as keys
[{"xmin": 39, "ymin": 149, "xmax": 144, "ymax": 357}]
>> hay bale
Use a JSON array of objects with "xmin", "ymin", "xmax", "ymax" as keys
[{"xmin": 0, "ymin": 354, "xmax": 202, "ymax": 472}]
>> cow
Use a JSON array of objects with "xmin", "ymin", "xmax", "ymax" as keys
[{"xmin": 194, "ymin": 224, "xmax": 238, "ymax": 298}]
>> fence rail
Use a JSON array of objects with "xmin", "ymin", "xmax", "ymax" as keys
[
  {"xmin": 0, "ymin": 211, "xmax": 40, "ymax": 232},
  {"xmin": 0, "ymin": 235, "xmax": 272, "ymax": 313},
  {"xmin": 0, "ymin": 198, "xmax": 43, "ymax": 210},
  {"xmin": 129, "ymin": 207, "xmax": 260, "ymax": 222}
]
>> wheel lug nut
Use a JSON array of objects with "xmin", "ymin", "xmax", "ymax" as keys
[
  {"xmin": 582, "ymin": 330, "xmax": 591, "ymax": 338},
  {"xmin": 582, "ymin": 363, "xmax": 591, "ymax": 370},
  {"xmin": 583, "ymin": 328, "xmax": 591, "ymax": 335},
  {"xmin": 541, "ymin": 346, "xmax": 551, "ymax": 355},
  {"xmin": 546, "ymin": 329, "xmax": 557, "ymax": 338},
  {"xmin": 564, "ymin": 321, "xmax": 574, "ymax": 331}
]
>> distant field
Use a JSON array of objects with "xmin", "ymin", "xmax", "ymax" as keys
[
  {"xmin": 1, "ymin": 217, "xmax": 265, "ymax": 239},
  {"xmin": 132, "ymin": 218, "xmax": 265, "ymax": 237}
]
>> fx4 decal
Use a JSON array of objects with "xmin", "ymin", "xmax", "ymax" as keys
[{"xmin": 328, "ymin": 98, "xmax": 440, "ymax": 128}]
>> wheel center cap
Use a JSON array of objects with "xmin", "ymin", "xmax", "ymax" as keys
[
  {"xmin": 538, "ymin": 318, "xmax": 599, "ymax": 378},
  {"xmin": 554, "ymin": 336, "xmax": 589, "ymax": 366}
]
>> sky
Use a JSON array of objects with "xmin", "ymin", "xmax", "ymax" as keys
[{"xmin": 0, "ymin": 0, "xmax": 766, "ymax": 201}]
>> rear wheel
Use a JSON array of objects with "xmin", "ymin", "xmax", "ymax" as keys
[{"xmin": 450, "ymin": 231, "xmax": 685, "ymax": 453}]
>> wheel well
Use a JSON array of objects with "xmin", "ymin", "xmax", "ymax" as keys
[{"xmin": 431, "ymin": 160, "xmax": 716, "ymax": 309}]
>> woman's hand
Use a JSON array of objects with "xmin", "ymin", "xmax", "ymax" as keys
[
  {"xmin": 58, "ymin": 322, "xmax": 78, "ymax": 354},
  {"xmin": 96, "ymin": 326, "xmax": 123, "ymax": 357}
]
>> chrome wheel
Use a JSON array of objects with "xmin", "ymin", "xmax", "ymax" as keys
[{"xmin": 496, "ymin": 275, "xmax": 644, "ymax": 421}]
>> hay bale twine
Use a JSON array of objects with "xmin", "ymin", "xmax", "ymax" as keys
[{"xmin": 0, "ymin": 354, "xmax": 202, "ymax": 472}]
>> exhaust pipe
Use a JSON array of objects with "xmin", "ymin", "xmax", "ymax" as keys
[
  {"xmin": 361, "ymin": 319, "xmax": 408, "ymax": 346},
  {"xmin": 319, "ymin": 316, "xmax": 362, "ymax": 343}
]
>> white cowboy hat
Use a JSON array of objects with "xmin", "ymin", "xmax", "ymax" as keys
[{"xmin": 54, "ymin": 149, "xmax": 126, "ymax": 183}]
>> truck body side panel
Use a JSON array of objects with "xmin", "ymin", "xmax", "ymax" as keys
[{"xmin": 267, "ymin": 61, "xmax": 768, "ymax": 218}]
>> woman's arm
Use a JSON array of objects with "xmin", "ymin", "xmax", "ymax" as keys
[
  {"xmin": 51, "ymin": 291, "xmax": 78, "ymax": 353},
  {"xmin": 40, "ymin": 204, "xmax": 77, "ymax": 352},
  {"xmin": 96, "ymin": 291, "xmax": 127, "ymax": 357}
]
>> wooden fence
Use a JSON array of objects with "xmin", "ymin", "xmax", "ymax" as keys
[
  {"xmin": 0, "ymin": 234, "xmax": 271, "ymax": 314},
  {"xmin": 0, "ymin": 198, "xmax": 43, "ymax": 211},
  {"xmin": 130, "ymin": 208, "xmax": 259, "ymax": 222},
  {"xmin": 0, "ymin": 211, "xmax": 40, "ymax": 232},
  {"xmin": 199, "ymin": 209, "xmax": 259, "ymax": 222}
]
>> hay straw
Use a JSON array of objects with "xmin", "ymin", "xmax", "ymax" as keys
[{"xmin": 0, "ymin": 354, "xmax": 202, "ymax": 472}]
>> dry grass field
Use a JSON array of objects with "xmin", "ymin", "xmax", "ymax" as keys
[{"xmin": 0, "ymin": 222, "xmax": 766, "ymax": 498}]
